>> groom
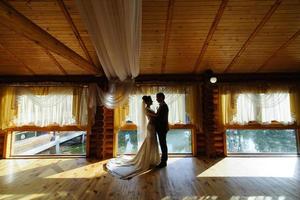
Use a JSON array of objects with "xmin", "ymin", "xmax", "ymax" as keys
[{"xmin": 155, "ymin": 92, "xmax": 169, "ymax": 168}]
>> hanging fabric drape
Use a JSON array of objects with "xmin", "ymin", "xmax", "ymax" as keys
[
  {"xmin": 0, "ymin": 86, "xmax": 17, "ymax": 130},
  {"xmin": 72, "ymin": 87, "xmax": 89, "ymax": 127},
  {"xmin": 88, "ymin": 80, "xmax": 135, "ymax": 131},
  {"xmin": 76, "ymin": 0, "xmax": 142, "ymax": 81},
  {"xmin": 185, "ymin": 84, "xmax": 203, "ymax": 132},
  {"xmin": 0, "ymin": 86, "xmax": 88, "ymax": 130},
  {"xmin": 220, "ymin": 84, "xmax": 296, "ymax": 125},
  {"xmin": 290, "ymin": 86, "xmax": 300, "ymax": 125},
  {"xmin": 88, "ymin": 80, "xmax": 135, "ymax": 116}
]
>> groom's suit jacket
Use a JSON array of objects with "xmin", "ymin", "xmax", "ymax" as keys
[{"xmin": 155, "ymin": 101, "xmax": 169, "ymax": 133}]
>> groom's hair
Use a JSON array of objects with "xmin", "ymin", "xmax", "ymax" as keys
[{"xmin": 156, "ymin": 92, "xmax": 165, "ymax": 100}]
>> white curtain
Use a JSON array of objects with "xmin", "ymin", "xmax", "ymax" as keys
[
  {"xmin": 233, "ymin": 93, "xmax": 293, "ymax": 125},
  {"xmin": 76, "ymin": 0, "xmax": 141, "ymax": 81},
  {"xmin": 233, "ymin": 93, "xmax": 256, "ymax": 124},
  {"xmin": 13, "ymin": 87, "xmax": 88, "ymax": 127},
  {"xmin": 126, "ymin": 93, "xmax": 186, "ymax": 146},
  {"xmin": 261, "ymin": 93, "xmax": 293, "ymax": 123},
  {"xmin": 127, "ymin": 94, "xmax": 186, "ymax": 125},
  {"xmin": 88, "ymin": 81, "xmax": 135, "ymax": 122}
]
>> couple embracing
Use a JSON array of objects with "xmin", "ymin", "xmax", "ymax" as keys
[{"xmin": 106, "ymin": 93, "xmax": 169, "ymax": 180}]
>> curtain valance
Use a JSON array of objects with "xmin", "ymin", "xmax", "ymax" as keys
[
  {"xmin": 220, "ymin": 84, "xmax": 300, "ymax": 126},
  {"xmin": 0, "ymin": 86, "xmax": 88, "ymax": 130}
]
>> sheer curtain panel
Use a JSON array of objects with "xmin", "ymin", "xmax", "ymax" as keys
[
  {"xmin": 0, "ymin": 86, "xmax": 88, "ymax": 130},
  {"xmin": 76, "ymin": 0, "xmax": 141, "ymax": 81},
  {"xmin": 220, "ymin": 84, "xmax": 295, "ymax": 125}
]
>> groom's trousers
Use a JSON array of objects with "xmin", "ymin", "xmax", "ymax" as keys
[{"xmin": 157, "ymin": 131, "xmax": 168, "ymax": 163}]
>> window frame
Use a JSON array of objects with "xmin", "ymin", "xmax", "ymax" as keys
[
  {"xmin": 224, "ymin": 124, "xmax": 300, "ymax": 156},
  {"xmin": 8, "ymin": 125, "xmax": 88, "ymax": 158},
  {"xmin": 115, "ymin": 123, "xmax": 196, "ymax": 157}
]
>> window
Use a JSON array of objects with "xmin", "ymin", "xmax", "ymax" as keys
[
  {"xmin": 233, "ymin": 92, "xmax": 293, "ymax": 124},
  {"xmin": 117, "ymin": 128, "xmax": 193, "ymax": 155},
  {"xmin": 11, "ymin": 131, "xmax": 86, "ymax": 156},
  {"xmin": 116, "ymin": 92, "xmax": 194, "ymax": 155},
  {"xmin": 118, "ymin": 129, "xmax": 138, "ymax": 154},
  {"xmin": 167, "ymin": 129, "xmax": 192, "ymax": 154},
  {"xmin": 126, "ymin": 93, "xmax": 188, "ymax": 146},
  {"xmin": 0, "ymin": 86, "xmax": 88, "ymax": 157},
  {"xmin": 226, "ymin": 129, "xmax": 297, "ymax": 154},
  {"xmin": 14, "ymin": 88, "xmax": 77, "ymax": 127}
]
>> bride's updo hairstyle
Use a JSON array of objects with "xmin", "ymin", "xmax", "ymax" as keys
[{"xmin": 142, "ymin": 95, "xmax": 151, "ymax": 103}]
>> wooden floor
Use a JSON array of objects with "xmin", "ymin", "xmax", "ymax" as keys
[{"xmin": 0, "ymin": 157, "xmax": 299, "ymax": 200}]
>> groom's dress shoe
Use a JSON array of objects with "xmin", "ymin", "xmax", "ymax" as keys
[{"xmin": 156, "ymin": 162, "xmax": 167, "ymax": 168}]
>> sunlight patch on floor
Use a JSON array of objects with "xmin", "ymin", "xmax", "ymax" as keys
[
  {"xmin": 45, "ymin": 161, "xmax": 107, "ymax": 179},
  {"xmin": 197, "ymin": 157, "xmax": 297, "ymax": 178},
  {"xmin": 229, "ymin": 196, "xmax": 286, "ymax": 200},
  {"xmin": 0, "ymin": 159, "xmax": 71, "ymax": 176},
  {"xmin": 161, "ymin": 195, "xmax": 286, "ymax": 200},
  {"xmin": 0, "ymin": 194, "xmax": 46, "ymax": 200}
]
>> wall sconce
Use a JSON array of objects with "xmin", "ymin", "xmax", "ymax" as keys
[
  {"xmin": 204, "ymin": 69, "xmax": 217, "ymax": 84},
  {"xmin": 210, "ymin": 76, "xmax": 217, "ymax": 84}
]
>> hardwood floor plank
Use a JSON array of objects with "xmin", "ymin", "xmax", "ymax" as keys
[{"xmin": 0, "ymin": 157, "xmax": 299, "ymax": 200}]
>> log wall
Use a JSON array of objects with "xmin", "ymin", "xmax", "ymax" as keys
[
  {"xmin": 201, "ymin": 80, "xmax": 225, "ymax": 157},
  {"xmin": 0, "ymin": 134, "xmax": 4, "ymax": 158},
  {"xmin": 89, "ymin": 106, "xmax": 114, "ymax": 159}
]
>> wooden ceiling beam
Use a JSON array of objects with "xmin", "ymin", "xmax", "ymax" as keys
[
  {"xmin": 0, "ymin": 1, "xmax": 100, "ymax": 74},
  {"xmin": 161, "ymin": 0, "xmax": 175, "ymax": 73},
  {"xmin": 43, "ymin": 48, "xmax": 68, "ymax": 75},
  {"xmin": 0, "ymin": 75, "xmax": 107, "ymax": 84},
  {"xmin": 1, "ymin": 73, "xmax": 299, "ymax": 84},
  {"xmin": 0, "ymin": 42, "xmax": 35, "ymax": 75},
  {"xmin": 256, "ymin": 29, "xmax": 300, "ymax": 72},
  {"xmin": 56, "ymin": 0, "xmax": 94, "ymax": 65},
  {"xmin": 136, "ymin": 74, "xmax": 202, "ymax": 84},
  {"xmin": 193, "ymin": 0, "xmax": 228, "ymax": 73},
  {"xmin": 215, "ymin": 72, "xmax": 300, "ymax": 83},
  {"xmin": 223, "ymin": 0, "xmax": 282, "ymax": 73}
]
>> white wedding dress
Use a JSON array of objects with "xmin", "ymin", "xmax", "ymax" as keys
[{"xmin": 105, "ymin": 107, "xmax": 160, "ymax": 179}]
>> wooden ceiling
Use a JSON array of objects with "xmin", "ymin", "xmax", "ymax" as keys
[{"xmin": 0, "ymin": 0, "xmax": 299, "ymax": 76}]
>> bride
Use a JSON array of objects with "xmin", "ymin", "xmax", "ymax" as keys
[{"xmin": 105, "ymin": 95, "xmax": 160, "ymax": 179}]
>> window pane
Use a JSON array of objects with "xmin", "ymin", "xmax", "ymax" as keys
[
  {"xmin": 117, "ymin": 129, "xmax": 192, "ymax": 154},
  {"xmin": 226, "ymin": 129, "xmax": 297, "ymax": 153},
  {"xmin": 167, "ymin": 129, "xmax": 192, "ymax": 154},
  {"xmin": 233, "ymin": 93, "xmax": 293, "ymax": 124},
  {"xmin": 118, "ymin": 130, "xmax": 138, "ymax": 154},
  {"xmin": 12, "ymin": 131, "xmax": 86, "ymax": 155},
  {"xmin": 127, "ymin": 93, "xmax": 187, "ymax": 147}
]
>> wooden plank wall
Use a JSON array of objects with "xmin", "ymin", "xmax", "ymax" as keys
[
  {"xmin": 89, "ymin": 106, "xmax": 114, "ymax": 159},
  {"xmin": 89, "ymin": 106, "xmax": 104, "ymax": 159},
  {"xmin": 0, "ymin": 134, "xmax": 4, "ymax": 158},
  {"xmin": 196, "ymin": 130, "xmax": 206, "ymax": 156},
  {"xmin": 102, "ymin": 108, "xmax": 114, "ymax": 159},
  {"xmin": 202, "ymin": 82, "xmax": 225, "ymax": 157},
  {"xmin": 212, "ymin": 87, "xmax": 225, "ymax": 156}
]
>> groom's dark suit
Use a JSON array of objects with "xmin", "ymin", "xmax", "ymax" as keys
[{"xmin": 155, "ymin": 101, "xmax": 169, "ymax": 164}]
